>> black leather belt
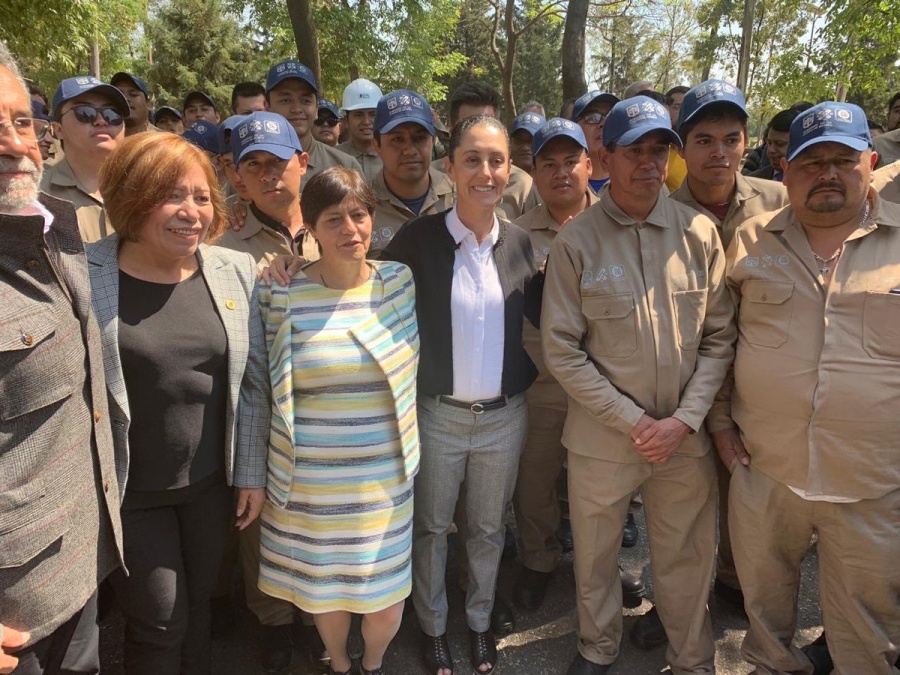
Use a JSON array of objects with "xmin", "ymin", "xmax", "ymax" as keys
[{"xmin": 439, "ymin": 395, "xmax": 507, "ymax": 414}]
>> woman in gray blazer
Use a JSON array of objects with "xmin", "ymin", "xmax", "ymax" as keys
[{"xmin": 86, "ymin": 133, "xmax": 270, "ymax": 675}]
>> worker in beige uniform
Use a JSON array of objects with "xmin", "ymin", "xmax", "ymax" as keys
[
  {"xmin": 312, "ymin": 98, "xmax": 342, "ymax": 147},
  {"xmin": 873, "ymin": 127, "xmax": 900, "ymax": 167},
  {"xmin": 430, "ymin": 81, "xmax": 535, "ymax": 220},
  {"xmin": 668, "ymin": 79, "xmax": 788, "ymax": 621},
  {"xmin": 111, "ymin": 72, "xmax": 159, "ymax": 136},
  {"xmin": 542, "ymin": 96, "xmax": 736, "ymax": 675},
  {"xmin": 510, "ymin": 118, "xmax": 646, "ymax": 614},
  {"xmin": 336, "ymin": 78, "xmax": 383, "ymax": 184},
  {"xmin": 265, "ymin": 59, "xmax": 363, "ymax": 189},
  {"xmin": 713, "ymin": 102, "xmax": 900, "ymax": 675},
  {"xmin": 873, "ymin": 159, "xmax": 900, "ymax": 202},
  {"xmin": 368, "ymin": 88, "xmax": 454, "ymax": 256},
  {"xmin": 40, "ymin": 76, "xmax": 128, "ymax": 242}
]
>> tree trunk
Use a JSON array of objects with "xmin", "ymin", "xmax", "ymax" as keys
[
  {"xmin": 285, "ymin": 0, "xmax": 322, "ymax": 89},
  {"xmin": 502, "ymin": 0, "xmax": 517, "ymax": 123},
  {"xmin": 562, "ymin": 0, "xmax": 589, "ymax": 100}
]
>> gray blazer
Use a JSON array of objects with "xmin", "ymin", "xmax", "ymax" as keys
[
  {"xmin": 86, "ymin": 234, "xmax": 270, "ymax": 498},
  {"xmin": 0, "ymin": 194, "xmax": 123, "ymax": 644}
]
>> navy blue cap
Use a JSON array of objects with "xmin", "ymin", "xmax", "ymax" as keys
[
  {"xmin": 375, "ymin": 90, "xmax": 435, "ymax": 136},
  {"xmin": 532, "ymin": 118, "xmax": 588, "ymax": 157},
  {"xmin": 182, "ymin": 91, "xmax": 217, "ymax": 111},
  {"xmin": 182, "ymin": 121, "xmax": 220, "ymax": 154},
  {"xmin": 232, "ymin": 111, "xmax": 303, "ymax": 165},
  {"xmin": 787, "ymin": 102, "xmax": 872, "ymax": 162},
  {"xmin": 510, "ymin": 112, "xmax": 546, "ymax": 137},
  {"xmin": 52, "ymin": 76, "xmax": 129, "ymax": 119},
  {"xmin": 31, "ymin": 99, "xmax": 51, "ymax": 122},
  {"xmin": 602, "ymin": 96, "xmax": 682, "ymax": 148},
  {"xmin": 317, "ymin": 98, "xmax": 340, "ymax": 119},
  {"xmin": 217, "ymin": 115, "xmax": 247, "ymax": 155},
  {"xmin": 154, "ymin": 105, "xmax": 183, "ymax": 123},
  {"xmin": 571, "ymin": 91, "xmax": 621, "ymax": 121},
  {"xmin": 111, "ymin": 72, "xmax": 150, "ymax": 98},
  {"xmin": 265, "ymin": 60, "xmax": 317, "ymax": 95},
  {"xmin": 678, "ymin": 79, "xmax": 747, "ymax": 130}
]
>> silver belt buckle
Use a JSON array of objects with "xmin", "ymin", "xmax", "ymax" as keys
[{"xmin": 470, "ymin": 402, "xmax": 485, "ymax": 414}]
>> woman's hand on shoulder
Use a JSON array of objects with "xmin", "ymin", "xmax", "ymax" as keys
[{"xmin": 235, "ymin": 488, "xmax": 266, "ymax": 529}]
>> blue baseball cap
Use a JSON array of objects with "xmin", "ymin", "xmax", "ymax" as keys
[
  {"xmin": 182, "ymin": 121, "xmax": 220, "ymax": 153},
  {"xmin": 266, "ymin": 60, "xmax": 317, "ymax": 95},
  {"xmin": 111, "ymin": 72, "xmax": 150, "ymax": 98},
  {"xmin": 31, "ymin": 99, "xmax": 51, "ymax": 122},
  {"xmin": 571, "ymin": 90, "xmax": 621, "ymax": 121},
  {"xmin": 677, "ymin": 79, "xmax": 747, "ymax": 130},
  {"xmin": 154, "ymin": 105, "xmax": 183, "ymax": 123},
  {"xmin": 532, "ymin": 118, "xmax": 588, "ymax": 157},
  {"xmin": 217, "ymin": 115, "xmax": 247, "ymax": 155},
  {"xmin": 603, "ymin": 96, "xmax": 682, "ymax": 148},
  {"xmin": 787, "ymin": 102, "xmax": 872, "ymax": 162},
  {"xmin": 510, "ymin": 112, "xmax": 546, "ymax": 137},
  {"xmin": 232, "ymin": 111, "xmax": 303, "ymax": 165},
  {"xmin": 375, "ymin": 89, "xmax": 435, "ymax": 136},
  {"xmin": 317, "ymin": 98, "xmax": 340, "ymax": 119},
  {"xmin": 52, "ymin": 76, "xmax": 129, "ymax": 119},
  {"xmin": 182, "ymin": 91, "xmax": 217, "ymax": 111}
]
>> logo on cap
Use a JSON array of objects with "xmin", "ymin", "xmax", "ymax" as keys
[
  {"xmin": 239, "ymin": 126, "xmax": 249, "ymax": 138},
  {"xmin": 836, "ymin": 109, "xmax": 852, "ymax": 123},
  {"xmin": 412, "ymin": 96, "xmax": 423, "ymax": 108},
  {"xmin": 627, "ymin": 104, "xmax": 640, "ymax": 118},
  {"xmin": 387, "ymin": 97, "xmax": 398, "ymax": 110},
  {"xmin": 195, "ymin": 123, "xmax": 208, "ymax": 133},
  {"xmin": 250, "ymin": 120, "xmax": 262, "ymax": 131},
  {"xmin": 399, "ymin": 95, "xmax": 411, "ymax": 106},
  {"xmin": 264, "ymin": 120, "xmax": 279, "ymax": 133}
]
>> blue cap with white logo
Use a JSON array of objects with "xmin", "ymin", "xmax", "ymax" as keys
[
  {"xmin": 510, "ymin": 112, "xmax": 546, "ymax": 137},
  {"xmin": 182, "ymin": 121, "xmax": 220, "ymax": 154},
  {"xmin": 571, "ymin": 91, "xmax": 621, "ymax": 122},
  {"xmin": 266, "ymin": 60, "xmax": 317, "ymax": 95},
  {"xmin": 317, "ymin": 98, "xmax": 340, "ymax": 119},
  {"xmin": 232, "ymin": 111, "xmax": 303, "ymax": 165},
  {"xmin": 111, "ymin": 72, "xmax": 150, "ymax": 98},
  {"xmin": 217, "ymin": 115, "xmax": 247, "ymax": 155},
  {"xmin": 532, "ymin": 118, "xmax": 588, "ymax": 158},
  {"xmin": 52, "ymin": 76, "xmax": 129, "ymax": 119},
  {"xmin": 787, "ymin": 102, "xmax": 872, "ymax": 162},
  {"xmin": 375, "ymin": 90, "xmax": 435, "ymax": 136},
  {"xmin": 602, "ymin": 96, "xmax": 682, "ymax": 148},
  {"xmin": 677, "ymin": 79, "xmax": 747, "ymax": 130},
  {"xmin": 154, "ymin": 105, "xmax": 183, "ymax": 123}
]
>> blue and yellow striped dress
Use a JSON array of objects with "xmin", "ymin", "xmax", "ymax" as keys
[{"xmin": 258, "ymin": 265, "xmax": 414, "ymax": 614}]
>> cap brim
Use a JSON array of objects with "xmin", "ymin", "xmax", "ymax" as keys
[
  {"xmin": 267, "ymin": 74, "xmax": 317, "ymax": 95},
  {"xmin": 616, "ymin": 124, "xmax": 683, "ymax": 149},
  {"xmin": 679, "ymin": 100, "xmax": 747, "ymax": 130},
  {"xmin": 787, "ymin": 135, "xmax": 871, "ymax": 162},
  {"xmin": 379, "ymin": 117, "xmax": 436, "ymax": 136},
  {"xmin": 59, "ymin": 84, "xmax": 130, "ymax": 118},
  {"xmin": 236, "ymin": 143, "xmax": 299, "ymax": 165},
  {"xmin": 533, "ymin": 133, "xmax": 587, "ymax": 158}
]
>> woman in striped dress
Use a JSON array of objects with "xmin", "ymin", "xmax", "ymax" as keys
[{"xmin": 257, "ymin": 167, "xmax": 420, "ymax": 675}]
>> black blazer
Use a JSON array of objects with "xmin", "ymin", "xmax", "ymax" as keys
[{"xmin": 382, "ymin": 209, "xmax": 539, "ymax": 398}]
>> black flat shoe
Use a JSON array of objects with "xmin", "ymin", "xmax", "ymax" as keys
[
  {"xmin": 557, "ymin": 519, "xmax": 574, "ymax": 552},
  {"xmin": 300, "ymin": 623, "xmax": 331, "ymax": 673},
  {"xmin": 622, "ymin": 512, "xmax": 639, "ymax": 548},
  {"xmin": 630, "ymin": 606, "xmax": 667, "ymax": 650},
  {"xmin": 423, "ymin": 632, "xmax": 453, "ymax": 675},
  {"xmin": 619, "ymin": 566, "xmax": 645, "ymax": 609},
  {"xmin": 802, "ymin": 632, "xmax": 833, "ymax": 675},
  {"xmin": 513, "ymin": 567, "xmax": 551, "ymax": 611},
  {"xmin": 713, "ymin": 578, "xmax": 746, "ymax": 616},
  {"xmin": 260, "ymin": 623, "xmax": 294, "ymax": 673},
  {"xmin": 490, "ymin": 597, "xmax": 515, "ymax": 636},
  {"xmin": 360, "ymin": 667, "xmax": 385, "ymax": 675},
  {"xmin": 469, "ymin": 629, "xmax": 497, "ymax": 675},
  {"xmin": 566, "ymin": 653, "xmax": 611, "ymax": 674}
]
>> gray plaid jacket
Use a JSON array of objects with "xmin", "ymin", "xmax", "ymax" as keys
[
  {"xmin": 86, "ymin": 235, "xmax": 270, "ymax": 497},
  {"xmin": 0, "ymin": 194, "xmax": 123, "ymax": 644}
]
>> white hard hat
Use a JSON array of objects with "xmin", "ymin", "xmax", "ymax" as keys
[{"xmin": 342, "ymin": 79, "xmax": 383, "ymax": 112}]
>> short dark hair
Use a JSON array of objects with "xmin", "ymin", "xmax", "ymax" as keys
[
  {"xmin": 868, "ymin": 119, "xmax": 885, "ymax": 133},
  {"xmin": 789, "ymin": 101, "xmax": 814, "ymax": 114},
  {"xmin": 767, "ymin": 109, "xmax": 799, "ymax": 134},
  {"xmin": 678, "ymin": 102, "xmax": 748, "ymax": 145},
  {"xmin": 449, "ymin": 82, "xmax": 500, "ymax": 127},
  {"xmin": 637, "ymin": 89, "xmax": 667, "ymax": 104},
  {"xmin": 889, "ymin": 92, "xmax": 900, "ymax": 110},
  {"xmin": 447, "ymin": 114, "xmax": 508, "ymax": 163},
  {"xmin": 27, "ymin": 83, "xmax": 47, "ymax": 105},
  {"xmin": 231, "ymin": 82, "xmax": 265, "ymax": 113},
  {"xmin": 301, "ymin": 166, "xmax": 376, "ymax": 232},
  {"xmin": 665, "ymin": 85, "xmax": 690, "ymax": 100}
]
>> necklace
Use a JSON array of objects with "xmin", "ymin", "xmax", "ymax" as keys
[{"xmin": 811, "ymin": 200, "xmax": 871, "ymax": 277}]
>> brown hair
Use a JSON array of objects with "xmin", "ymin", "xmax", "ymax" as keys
[
  {"xmin": 300, "ymin": 166, "xmax": 376, "ymax": 230},
  {"xmin": 99, "ymin": 132, "xmax": 228, "ymax": 244}
]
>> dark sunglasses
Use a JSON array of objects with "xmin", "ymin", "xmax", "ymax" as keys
[
  {"xmin": 314, "ymin": 117, "xmax": 339, "ymax": 128},
  {"xmin": 60, "ymin": 105, "xmax": 125, "ymax": 126}
]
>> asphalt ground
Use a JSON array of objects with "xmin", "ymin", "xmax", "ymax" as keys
[{"xmin": 99, "ymin": 508, "xmax": 826, "ymax": 674}]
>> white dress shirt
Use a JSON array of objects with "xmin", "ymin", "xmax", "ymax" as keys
[{"xmin": 446, "ymin": 206, "xmax": 505, "ymax": 401}]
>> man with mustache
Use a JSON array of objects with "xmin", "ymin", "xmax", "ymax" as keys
[
  {"xmin": 0, "ymin": 41, "xmax": 123, "ymax": 675},
  {"xmin": 40, "ymin": 76, "xmax": 129, "ymax": 242},
  {"xmin": 716, "ymin": 102, "xmax": 900, "ymax": 674},
  {"xmin": 542, "ymin": 97, "xmax": 735, "ymax": 675}
]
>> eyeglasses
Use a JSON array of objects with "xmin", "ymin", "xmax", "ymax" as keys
[
  {"xmin": 579, "ymin": 111, "xmax": 609, "ymax": 125},
  {"xmin": 0, "ymin": 117, "xmax": 51, "ymax": 141},
  {"xmin": 60, "ymin": 105, "xmax": 125, "ymax": 127},
  {"xmin": 314, "ymin": 117, "xmax": 339, "ymax": 128}
]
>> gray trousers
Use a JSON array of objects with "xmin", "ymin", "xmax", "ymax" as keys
[{"xmin": 412, "ymin": 394, "xmax": 528, "ymax": 635}]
